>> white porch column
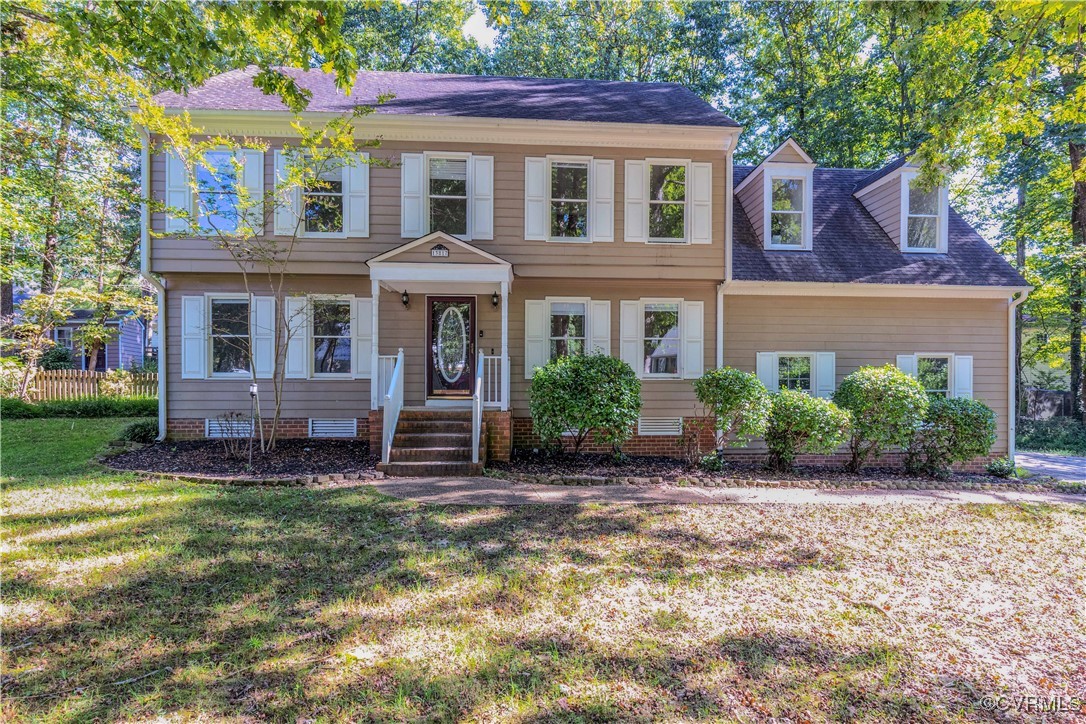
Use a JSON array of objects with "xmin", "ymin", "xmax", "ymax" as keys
[
  {"xmin": 370, "ymin": 278, "xmax": 380, "ymax": 410},
  {"xmin": 501, "ymin": 280, "xmax": 510, "ymax": 411}
]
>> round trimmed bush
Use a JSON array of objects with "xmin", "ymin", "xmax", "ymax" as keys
[
  {"xmin": 120, "ymin": 418, "xmax": 159, "ymax": 444},
  {"xmin": 906, "ymin": 396, "xmax": 997, "ymax": 478},
  {"xmin": 986, "ymin": 457, "xmax": 1017, "ymax": 479},
  {"xmin": 694, "ymin": 367, "xmax": 771, "ymax": 448},
  {"xmin": 765, "ymin": 389, "xmax": 851, "ymax": 472},
  {"xmin": 528, "ymin": 353, "xmax": 641, "ymax": 454},
  {"xmin": 833, "ymin": 365, "xmax": 929, "ymax": 472}
]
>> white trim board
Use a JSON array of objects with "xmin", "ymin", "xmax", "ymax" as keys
[{"xmin": 722, "ymin": 281, "xmax": 1032, "ymax": 299}]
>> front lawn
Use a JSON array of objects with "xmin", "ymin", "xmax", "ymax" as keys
[{"xmin": 2, "ymin": 419, "xmax": 1084, "ymax": 721}]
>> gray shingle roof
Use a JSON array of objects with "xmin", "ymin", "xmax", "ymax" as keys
[
  {"xmin": 733, "ymin": 166, "xmax": 1028, "ymax": 287},
  {"xmin": 153, "ymin": 67, "xmax": 740, "ymax": 127}
]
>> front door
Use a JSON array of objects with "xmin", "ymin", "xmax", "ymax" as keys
[{"xmin": 427, "ymin": 296, "xmax": 475, "ymax": 398}]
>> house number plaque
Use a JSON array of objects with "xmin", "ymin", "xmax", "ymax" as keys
[{"xmin": 430, "ymin": 244, "xmax": 449, "ymax": 258}]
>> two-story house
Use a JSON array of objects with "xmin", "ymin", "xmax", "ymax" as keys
[{"xmin": 144, "ymin": 68, "xmax": 1029, "ymax": 474}]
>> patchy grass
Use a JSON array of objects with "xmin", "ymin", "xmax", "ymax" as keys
[
  {"xmin": 2, "ymin": 420, "xmax": 1085, "ymax": 721},
  {"xmin": 1, "ymin": 417, "xmax": 146, "ymax": 479}
]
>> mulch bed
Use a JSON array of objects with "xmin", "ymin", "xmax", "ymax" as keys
[
  {"xmin": 107, "ymin": 438, "xmax": 377, "ymax": 478},
  {"xmin": 487, "ymin": 449, "xmax": 1083, "ymax": 492}
]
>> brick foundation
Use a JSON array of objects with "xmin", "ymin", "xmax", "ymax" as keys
[
  {"xmin": 167, "ymin": 416, "xmax": 370, "ymax": 441},
  {"xmin": 483, "ymin": 410, "xmax": 512, "ymax": 462}
]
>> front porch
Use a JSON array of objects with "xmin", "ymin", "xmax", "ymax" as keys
[{"xmin": 366, "ymin": 233, "xmax": 514, "ymax": 471}]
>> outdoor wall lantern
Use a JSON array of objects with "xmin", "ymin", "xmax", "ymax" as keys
[
  {"xmin": 401, "ymin": 291, "xmax": 410, "ymax": 308},
  {"xmin": 491, "ymin": 291, "xmax": 500, "ymax": 308}
]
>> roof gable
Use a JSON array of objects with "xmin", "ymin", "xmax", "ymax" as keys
[{"xmin": 366, "ymin": 232, "xmax": 511, "ymax": 267}]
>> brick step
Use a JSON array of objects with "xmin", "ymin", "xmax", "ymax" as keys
[
  {"xmin": 398, "ymin": 408, "xmax": 472, "ymax": 420},
  {"xmin": 389, "ymin": 446, "xmax": 473, "ymax": 462},
  {"xmin": 393, "ymin": 432, "xmax": 473, "ymax": 448},
  {"xmin": 395, "ymin": 420, "xmax": 473, "ymax": 434},
  {"xmin": 377, "ymin": 461, "xmax": 483, "ymax": 477}
]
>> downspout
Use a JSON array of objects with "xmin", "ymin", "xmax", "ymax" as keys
[
  {"xmin": 719, "ymin": 141, "xmax": 735, "ymax": 369},
  {"xmin": 1007, "ymin": 289, "xmax": 1030, "ymax": 461},
  {"xmin": 138, "ymin": 128, "xmax": 168, "ymax": 442}
]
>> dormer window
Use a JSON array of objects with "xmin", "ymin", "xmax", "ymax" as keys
[
  {"xmin": 900, "ymin": 170, "xmax": 948, "ymax": 253},
  {"xmin": 762, "ymin": 165, "xmax": 813, "ymax": 251}
]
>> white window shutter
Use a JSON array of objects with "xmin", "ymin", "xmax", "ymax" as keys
[
  {"xmin": 624, "ymin": 160, "xmax": 648, "ymax": 242},
  {"xmin": 180, "ymin": 296, "xmax": 206, "ymax": 379},
  {"xmin": 471, "ymin": 155, "xmax": 494, "ymax": 240},
  {"xmin": 619, "ymin": 300, "xmax": 642, "ymax": 377},
  {"xmin": 273, "ymin": 150, "xmax": 301, "ymax": 236},
  {"xmin": 345, "ymin": 152, "xmax": 370, "ymax": 237},
  {"xmin": 690, "ymin": 162, "xmax": 712, "ymax": 244},
  {"xmin": 400, "ymin": 152, "xmax": 425, "ymax": 238},
  {"xmin": 353, "ymin": 297, "xmax": 374, "ymax": 379},
  {"xmin": 590, "ymin": 159, "xmax": 614, "ymax": 242},
  {"xmin": 681, "ymin": 300, "xmax": 704, "ymax": 379},
  {"xmin": 589, "ymin": 300, "xmax": 611, "ymax": 355},
  {"xmin": 815, "ymin": 352, "xmax": 836, "ymax": 398},
  {"xmin": 953, "ymin": 355, "xmax": 973, "ymax": 399},
  {"xmin": 284, "ymin": 296, "xmax": 308, "ymax": 379},
  {"xmin": 165, "ymin": 150, "xmax": 192, "ymax": 233},
  {"xmin": 524, "ymin": 300, "xmax": 547, "ymax": 378},
  {"xmin": 251, "ymin": 296, "xmax": 275, "ymax": 380},
  {"xmin": 524, "ymin": 157, "xmax": 547, "ymax": 240},
  {"xmin": 756, "ymin": 352, "xmax": 778, "ymax": 392},
  {"xmin": 896, "ymin": 354, "xmax": 918, "ymax": 378}
]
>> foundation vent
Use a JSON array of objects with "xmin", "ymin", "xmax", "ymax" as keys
[
  {"xmin": 309, "ymin": 418, "xmax": 358, "ymax": 438},
  {"xmin": 205, "ymin": 418, "xmax": 255, "ymax": 439},
  {"xmin": 637, "ymin": 417, "xmax": 683, "ymax": 436}
]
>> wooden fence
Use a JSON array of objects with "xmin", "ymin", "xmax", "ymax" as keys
[{"xmin": 31, "ymin": 370, "xmax": 158, "ymax": 401}]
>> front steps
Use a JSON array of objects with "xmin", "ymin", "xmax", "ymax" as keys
[{"xmin": 376, "ymin": 408, "xmax": 484, "ymax": 477}]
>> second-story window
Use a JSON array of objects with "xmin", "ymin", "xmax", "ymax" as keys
[
  {"xmin": 648, "ymin": 163, "xmax": 687, "ymax": 242},
  {"xmin": 429, "ymin": 157, "xmax": 468, "ymax": 236},
  {"xmin": 196, "ymin": 150, "xmax": 239, "ymax": 233},
  {"xmin": 304, "ymin": 166, "xmax": 344, "ymax": 234},
  {"xmin": 550, "ymin": 160, "xmax": 589, "ymax": 240},
  {"xmin": 906, "ymin": 179, "xmax": 939, "ymax": 250},
  {"xmin": 770, "ymin": 177, "xmax": 805, "ymax": 247}
]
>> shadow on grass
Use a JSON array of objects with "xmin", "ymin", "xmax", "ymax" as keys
[{"xmin": 1, "ymin": 482, "xmax": 996, "ymax": 721}]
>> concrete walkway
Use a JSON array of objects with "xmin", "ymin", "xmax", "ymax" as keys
[
  {"xmin": 372, "ymin": 476, "xmax": 1085, "ymax": 507},
  {"xmin": 1017, "ymin": 451, "xmax": 1085, "ymax": 482}
]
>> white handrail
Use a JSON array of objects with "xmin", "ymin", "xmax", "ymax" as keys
[
  {"xmin": 382, "ymin": 348, "xmax": 405, "ymax": 464},
  {"xmin": 472, "ymin": 349, "xmax": 484, "ymax": 464}
]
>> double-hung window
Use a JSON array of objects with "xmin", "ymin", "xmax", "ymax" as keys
[
  {"xmin": 549, "ymin": 300, "xmax": 587, "ymax": 360},
  {"xmin": 901, "ymin": 171, "xmax": 948, "ymax": 253},
  {"xmin": 647, "ymin": 163, "xmax": 687, "ymax": 242},
  {"xmin": 304, "ymin": 166, "xmax": 345, "ymax": 235},
  {"xmin": 917, "ymin": 354, "xmax": 951, "ymax": 397},
  {"xmin": 428, "ymin": 156, "xmax": 469, "ymax": 237},
  {"xmin": 777, "ymin": 354, "xmax": 813, "ymax": 392},
  {"xmin": 195, "ymin": 150, "xmax": 240, "ymax": 233},
  {"xmin": 769, "ymin": 177, "xmax": 806, "ymax": 248},
  {"xmin": 209, "ymin": 297, "xmax": 250, "ymax": 376},
  {"xmin": 550, "ymin": 160, "xmax": 589, "ymax": 240},
  {"xmin": 642, "ymin": 301, "xmax": 681, "ymax": 376},
  {"xmin": 55, "ymin": 327, "xmax": 73, "ymax": 351},
  {"xmin": 312, "ymin": 299, "xmax": 352, "ymax": 376}
]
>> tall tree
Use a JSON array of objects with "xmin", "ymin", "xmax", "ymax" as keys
[{"xmin": 341, "ymin": 0, "xmax": 487, "ymax": 74}]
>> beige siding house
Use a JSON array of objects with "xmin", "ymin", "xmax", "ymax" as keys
[{"xmin": 142, "ymin": 68, "xmax": 1029, "ymax": 473}]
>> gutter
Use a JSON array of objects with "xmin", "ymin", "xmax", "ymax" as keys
[
  {"xmin": 1008, "ymin": 289, "xmax": 1031, "ymax": 461},
  {"xmin": 137, "ymin": 128, "xmax": 168, "ymax": 442}
]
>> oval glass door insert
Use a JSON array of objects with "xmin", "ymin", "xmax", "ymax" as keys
[{"xmin": 437, "ymin": 306, "xmax": 468, "ymax": 383}]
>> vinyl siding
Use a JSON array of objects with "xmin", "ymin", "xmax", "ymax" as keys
[
  {"xmin": 855, "ymin": 176, "xmax": 902, "ymax": 244},
  {"xmin": 723, "ymin": 294, "xmax": 1011, "ymax": 454},
  {"xmin": 769, "ymin": 145, "xmax": 809, "ymax": 164},
  {"xmin": 735, "ymin": 168, "xmax": 765, "ymax": 242},
  {"xmin": 150, "ymin": 139, "xmax": 727, "ymax": 280}
]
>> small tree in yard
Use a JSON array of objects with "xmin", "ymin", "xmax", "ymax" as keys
[
  {"xmin": 833, "ymin": 365, "xmax": 929, "ymax": 473},
  {"xmin": 905, "ymin": 397, "xmax": 997, "ymax": 479},
  {"xmin": 694, "ymin": 367, "xmax": 772, "ymax": 450},
  {"xmin": 765, "ymin": 389, "xmax": 851, "ymax": 472},
  {"xmin": 528, "ymin": 354, "xmax": 641, "ymax": 455}
]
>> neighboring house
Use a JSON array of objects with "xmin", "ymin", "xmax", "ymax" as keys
[
  {"xmin": 143, "ymin": 68, "xmax": 1029, "ymax": 472},
  {"xmin": 52, "ymin": 310, "xmax": 148, "ymax": 371}
]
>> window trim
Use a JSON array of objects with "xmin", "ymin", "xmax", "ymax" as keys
[
  {"xmin": 206, "ymin": 293, "xmax": 252, "ymax": 379},
  {"xmin": 194, "ymin": 147, "xmax": 242, "ymax": 235},
  {"xmin": 915, "ymin": 352, "xmax": 954, "ymax": 396},
  {"xmin": 424, "ymin": 151, "xmax": 473, "ymax": 241},
  {"xmin": 775, "ymin": 352, "xmax": 815, "ymax": 393},
  {"xmin": 54, "ymin": 327, "xmax": 74, "ymax": 350},
  {"xmin": 899, "ymin": 170, "xmax": 949, "ymax": 254},
  {"xmin": 646, "ymin": 158, "xmax": 691, "ymax": 245},
  {"xmin": 308, "ymin": 294, "xmax": 354, "ymax": 379},
  {"xmin": 544, "ymin": 296, "xmax": 590, "ymax": 361},
  {"xmin": 639, "ymin": 297, "xmax": 683, "ymax": 379},
  {"xmin": 546, "ymin": 155, "xmax": 593, "ymax": 243},
  {"xmin": 300, "ymin": 158, "xmax": 348, "ymax": 240},
  {"xmin": 761, "ymin": 163, "xmax": 814, "ymax": 251}
]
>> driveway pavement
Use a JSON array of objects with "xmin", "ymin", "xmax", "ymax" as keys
[
  {"xmin": 372, "ymin": 476, "xmax": 1085, "ymax": 506},
  {"xmin": 1017, "ymin": 451, "xmax": 1085, "ymax": 482}
]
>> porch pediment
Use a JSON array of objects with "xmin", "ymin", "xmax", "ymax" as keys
[
  {"xmin": 366, "ymin": 232, "xmax": 512, "ymax": 269},
  {"xmin": 366, "ymin": 232, "xmax": 513, "ymax": 292}
]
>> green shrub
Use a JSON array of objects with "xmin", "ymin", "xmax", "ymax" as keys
[
  {"xmin": 39, "ymin": 346, "xmax": 74, "ymax": 370},
  {"xmin": 528, "ymin": 353, "xmax": 641, "ymax": 454},
  {"xmin": 986, "ymin": 457, "xmax": 1017, "ymax": 479},
  {"xmin": 119, "ymin": 418, "xmax": 159, "ymax": 444},
  {"xmin": 833, "ymin": 365, "xmax": 929, "ymax": 472},
  {"xmin": 0, "ymin": 356, "xmax": 24, "ymax": 397},
  {"xmin": 906, "ymin": 397, "xmax": 997, "ymax": 478},
  {"xmin": 698, "ymin": 452, "xmax": 726, "ymax": 473},
  {"xmin": 99, "ymin": 369, "xmax": 134, "ymax": 396},
  {"xmin": 129, "ymin": 357, "xmax": 158, "ymax": 374},
  {"xmin": 765, "ymin": 389, "xmax": 851, "ymax": 472},
  {"xmin": 1017, "ymin": 417, "xmax": 1086, "ymax": 456},
  {"xmin": 0, "ymin": 395, "xmax": 157, "ymax": 419},
  {"xmin": 693, "ymin": 367, "xmax": 772, "ymax": 449}
]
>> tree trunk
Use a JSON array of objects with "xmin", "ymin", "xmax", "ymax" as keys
[
  {"xmin": 1069, "ymin": 140, "xmax": 1085, "ymax": 422},
  {"xmin": 40, "ymin": 118, "xmax": 72, "ymax": 297},
  {"xmin": 1015, "ymin": 181, "xmax": 1027, "ymax": 419}
]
